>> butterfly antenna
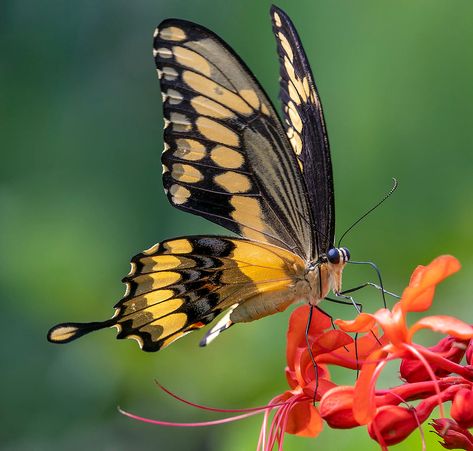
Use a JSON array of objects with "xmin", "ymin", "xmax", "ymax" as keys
[{"xmin": 338, "ymin": 178, "xmax": 398, "ymax": 248}]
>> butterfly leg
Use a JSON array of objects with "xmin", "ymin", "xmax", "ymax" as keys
[
  {"xmin": 340, "ymin": 282, "xmax": 399, "ymax": 299},
  {"xmin": 305, "ymin": 305, "xmax": 319, "ymax": 403}
]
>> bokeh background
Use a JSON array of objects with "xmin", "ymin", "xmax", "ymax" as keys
[{"xmin": 2, "ymin": 0, "xmax": 473, "ymax": 449}]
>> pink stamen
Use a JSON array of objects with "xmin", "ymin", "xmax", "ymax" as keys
[
  {"xmin": 154, "ymin": 380, "xmax": 289, "ymax": 413},
  {"xmin": 118, "ymin": 406, "xmax": 262, "ymax": 427}
]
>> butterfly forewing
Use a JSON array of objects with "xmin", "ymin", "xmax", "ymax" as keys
[
  {"xmin": 271, "ymin": 6, "xmax": 335, "ymax": 256},
  {"xmin": 154, "ymin": 19, "xmax": 314, "ymax": 259},
  {"xmin": 114, "ymin": 236, "xmax": 305, "ymax": 351}
]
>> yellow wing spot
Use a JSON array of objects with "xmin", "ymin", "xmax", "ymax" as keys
[
  {"xmin": 125, "ymin": 334, "xmax": 144, "ymax": 348},
  {"xmin": 302, "ymin": 77, "xmax": 312, "ymax": 102},
  {"xmin": 140, "ymin": 255, "xmax": 188, "ymax": 272},
  {"xmin": 120, "ymin": 290, "xmax": 175, "ymax": 315},
  {"xmin": 287, "ymin": 101, "xmax": 303, "ymax": 133},
  {"xmin": 153, "ymin": 27, "xmax": 159, "ymax": 38},
  {"xmin": 172, "ymin": 163, "xmax": 203, "ymax": 183},
  {"xmin": 182, "ymin": 71, "xmax": 252, "ymax": 115},
  {"xmin": 143, "ymin": 313, "xmax": 188, "ymax": 340},
  {"xmin": 196, "ymin": 117, "xmax": 240, "ymax": 147},
  {"xmin": 283, "ymin": 57, "xmax": 308, "ymax": 103},
  {"xmin": 278, "ymin": 32, "xmax": 294, "ymax": 62},
  {"xmin": 210, "ymin": 145, "xmax": 244, "ymax": 169},
  {"xmin": 133, "ymin": 272, "xmax": 181, "ymax": 294},
  {"xmin": 143, "ymin": 242, "xmax": 160, "ymax": 256},
  {"xmin": 130, "ymin": 298, "xmax": 184, "ymax": 328},
  {"xmin": 160, "ymin": 26, "xmax": 187, "ymax": 42},
  {"xmin": 230, "ymin": 196, "xmax": 267, "ymax": 241},
  {"xmin": 164, "ymin": 238, "xmax": 193, "ymax": 254},
  {"xmin": 169, "ymin": 112, "xmax": 192, "ymax": 132},
  {"xmin": 156, "ymin": 47, "xmax": 173, "ymax": 58},
  {"xmin": 298, "ymin": 159, "xmax": 304, "ymax": 172},
  {"xmin": 191, "ymin": 96, "xmax": 235, "ymax": 119},
  {"xmin": 289, "ymin": 131, "xmax": 303, "ymax": 155},
  {"xmin": 166, "ymin": 89, "xmax": 183, "ymax": 105},
  {"xmin": 173, "ymin": 46, "xmax": 212, "ymax": 77},
  {"xmin": 48, "ymin": 325, "xmax": 79, "ymax": 343},
  {"xmin": 162, "ymin": 164, "xmax": 169, "ymax": 174},
  {"xmin": 239, "ymin": 89, "xmax": 260, "ymax": 110},
  {"xmin": 231, "ymin": 241, "xmax": 286, "ymax": 268},
  {"xmin": 214, "ymin": 171, "xmax": 252, "ymax": 193},
  {"xmin": 273, "ymin": 12, "xmax": 282, "ymax": 27},
  {"xmin": 174, "ymin": 139, "xmax": 207, "ymax": 161},
  {"xmin": 288, "ymin": 80, "xmax": 301, "ymax": 106},
  {"xmin": 162, "ymin": 66, "xmax": 178, "ymax": 80},
  {"xmin": 127, "ymin": 262, "xmax": 137, "ymax": 277},
  {"xmin": 169, "ymin": 184, "xmax": 191, "ymax": 205},
  {"xmin": 261, "ymin": 103, "xmax": 270, "ymax": 116}
]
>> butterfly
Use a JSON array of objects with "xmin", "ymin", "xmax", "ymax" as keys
[{"xmin": 47, "ymin": 5, "xmax": 351, "ymax": 352}]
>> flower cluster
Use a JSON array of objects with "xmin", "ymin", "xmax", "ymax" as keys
[
  {"xmin": 261, "ymin": 255, "xmax": 473, "ymax": 450},
  {"xmin": 121, "ymin": 255, "xmax": 473, "ymax": 450}
]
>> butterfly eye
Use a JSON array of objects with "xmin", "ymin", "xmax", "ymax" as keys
[
  {"xmin": 327, "ymin": 248, "xmax": 340, "ymax": 264},
  {"xmin": 340, "ymin": 247, "xmax": 351, "ymax": 262}
]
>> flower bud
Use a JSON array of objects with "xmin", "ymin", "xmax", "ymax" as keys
[
  {"xmin": 368, "ymin": 406, "xmax": 419, "ymax": 446},
  {"xmin": 400, "ymin": 336, "xmax": 468, "ymax": 382},
  {"xmin": 431, "ymin": 418, "xmax": 473, "ymax": 450},
  {"xmin": 319, "ymin": 386, "xmax": 360, "ymax": 429},
  {"xmin": 451, "ymin": 388, "xmax": 473, "ymax": 429}
]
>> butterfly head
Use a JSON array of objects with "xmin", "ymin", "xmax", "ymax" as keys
[
  {"xmin": 325, "ymin": 247, "xmax": 350, "ymax": 296},
  {"xmin": 327, "ymin": 247, "xmax": 350, "ymax": 265}
]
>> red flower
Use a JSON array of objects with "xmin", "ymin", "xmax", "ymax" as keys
[
  {"xmin": 119, "ymin": 255, "xmax": 473, "ymax": 451},
  {"xmin": 336, "ymin": 255, "xmax": 473, "ymax": 427}
]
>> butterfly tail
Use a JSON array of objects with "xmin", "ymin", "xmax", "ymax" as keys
[{"xmin": 47, "ymin": 318, "xmax": 116, "ymax": 344}]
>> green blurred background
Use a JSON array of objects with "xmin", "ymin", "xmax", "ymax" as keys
[{"xmin": 2, "ymin": 0, "xmax": 473, "ymax": 449}]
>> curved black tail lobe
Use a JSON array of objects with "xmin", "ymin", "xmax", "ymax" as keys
[{"xmin": 47, "ymin": 319, "xmax": 115, "ymax": 344}]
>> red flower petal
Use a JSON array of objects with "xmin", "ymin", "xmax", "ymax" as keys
[
  {"xmin": 285, "ymin": 399, "xmax": 323, "ymax": 437},
  {"xmin": 335, "ymin": 313, "xmax": 376, "ymax": 333},
  {"xmin": 401, "ymin": 255, "xmax": 461, "ymax": 313},
  {"xmin": 373, "ymin": 304, "xmax": 408, "ymax": 345},
  {"xmin": 286, "ymin": 306, "xmax": 331, "ymax": 365},
  {"xmin": 319, "ymin": 331, "xmax": 387, "ymax": 370},
  {"xmin": 312, "ymin": 329, "xmax": 354, "ymax": 355},
  {"xmin": 408, "ymin": 316, "xmax": 473, "ymax": 341},
  {"xmin": 353, "ymin": 348, "xmax": 390, "ymax": 424}
]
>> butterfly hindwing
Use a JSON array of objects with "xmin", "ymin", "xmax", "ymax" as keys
[
  {"xmin": 154, "ymin": 19, "xmax": 314, "ymax": 259},
  {"xmin": 113, "ymin": 236, "xmax": 305, "ymax": 351},
  {"xmin": 271, "ymin": 6, "xmax": 335, "ymax": 255}
]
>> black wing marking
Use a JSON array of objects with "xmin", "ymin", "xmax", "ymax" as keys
[
  {"xmin": 271, "ymin": 5, "xmax": 335, "ymax": 258},
  {"xmin": 47, "ymin": 236, "xmax": 305, "ymax": 351},
  {"xmin": 154, "ymin": 19, "xmax": 315, "ymax": 259}
]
